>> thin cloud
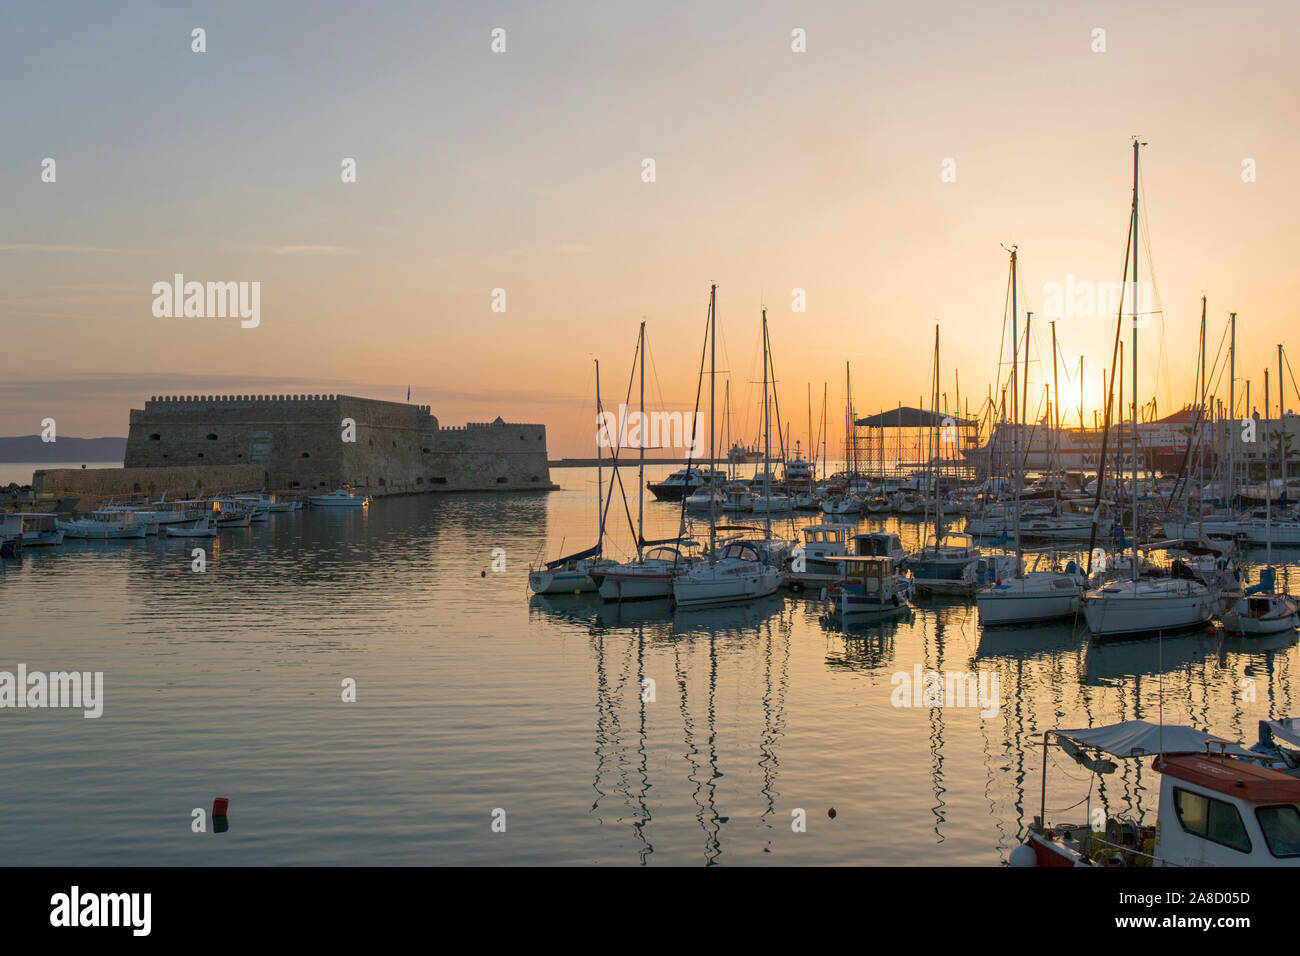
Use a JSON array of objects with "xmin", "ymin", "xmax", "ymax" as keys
[{"xmin": 0, "ymin": 244, "xmax": 135, "ymax": 253}]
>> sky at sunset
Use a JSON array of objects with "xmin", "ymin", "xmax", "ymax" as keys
[{"xmin": 3, "ymin": 0, "xmax": 1298, "ymax": 457}]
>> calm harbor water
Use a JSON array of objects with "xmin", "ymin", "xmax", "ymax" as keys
[{"xmin": 2, "ymin": 465, "xmax": 1298, "ymax": 865}]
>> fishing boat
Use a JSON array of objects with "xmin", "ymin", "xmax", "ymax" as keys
[
  {"xmin": 163, "ymin": 514, "xmax": 218, "ymax": 538},
  {"xmin": 1013, "ymin": 721, "xmax": 1300, "ymax": 867},
  {"xmin": 824, "ymin": 554, "xmax": 912, "ymax": 618},
  {"xmin": 797, "ymin": 523, "xmax": 852, "ymax": 575},
  {"xmin": 3, "ymin": 513, "xmax": 63, "ymax": 547},
  {"xmin": 310, "ymin": 488, "xmax": 369, "ymax": 508},
  {"xmin": 57, "ymin": 510, "xmax": 148, "ymax": 539},
  {"xmin": 1221, "ymin": 575, "xmax": 1300, "ymax": 634}
]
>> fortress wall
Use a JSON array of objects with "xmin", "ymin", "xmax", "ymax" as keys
[
  {"xmin": 109, "ymin": 393, "xmax": 553, "ymax": 496},
  {"xmin": 427, "ymin": 421, "xmax": 555, "ymax": 490},
  {"xmin": 33, "ymin": 464, "xmax": 263, "ymax": 499},
  {"xmin": 338, "ymin": 395, "xmax": 438, "ymax": 495},
  {"xmin": 125, "ymin": 394, "xmax": 345, "ymax": 489}
]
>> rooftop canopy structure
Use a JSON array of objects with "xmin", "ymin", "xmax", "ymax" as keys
[{"xmin": 854, "ymin": 406, "xmax": 977, "ymax": 429}]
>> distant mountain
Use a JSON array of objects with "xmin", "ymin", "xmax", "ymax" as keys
[{"xmin": 0, "ymin": 435, "xmax": 126, "ymax": 463}]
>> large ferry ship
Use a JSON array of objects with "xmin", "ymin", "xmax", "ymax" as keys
[{"xmin": 961, "ymin": 407, "xmax": 1206, "ymax": 474}]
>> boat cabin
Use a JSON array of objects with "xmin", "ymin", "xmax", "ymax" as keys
[
  {"xmin": 1153, "ymin": 753, "xmax": 1300, "ymax": 865},
  {"xmin": 853, "ymin": 532, "xmax": 904, "ymax": 561},
  {"xmin": 1017, "ymin": 720, "xmax": 1300, "ymax": 867}
]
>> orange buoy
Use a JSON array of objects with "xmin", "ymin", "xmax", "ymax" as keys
[{"xmin": 212, "ymin": 797, "xmax": 229, "ymax": 817}]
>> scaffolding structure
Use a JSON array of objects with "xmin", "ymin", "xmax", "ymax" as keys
[{"xmin": 850, "ymin": 405, "xmax": 980, "ymax": 484}]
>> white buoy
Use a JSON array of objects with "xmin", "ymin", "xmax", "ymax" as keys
[{"xmin": 1008, "ymin": 842, "xmax": 1037, "ymax": 867}]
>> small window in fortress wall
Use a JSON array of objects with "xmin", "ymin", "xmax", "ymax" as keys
[
  {"xmin": 496, "ymin": 476, "xmax": 508, "ymax": 484},
  {"xmin": 149, "ymin": 433, "xmax": 161, "ymax": 441},
  {"xmin": 206, "ymin": 433, "xmax": 218, "ymax": 440},
  {"xmin": 530, "ymin": 476, "xmax": 540, "ymax": 482},
  {"xmin": 432, "ymin": 476, "xmax": 447, "ymax": 485},
  {"xmin": 378, "ymin": 478, "xmax": 386, "ymax": 486},
  {"xmin": 422, "ymin": 447, "xmax": 430, "ymax": 454},
  {"xmin": 416, "ymin": 477, "xmax": 424, "ymax": 485},
  {"xmin": 301, "ymin": 452, "xmax": 310, "ymax": 458}
]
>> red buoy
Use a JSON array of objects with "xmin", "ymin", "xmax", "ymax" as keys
[
  {"xmin": 213, "ymin": 797, "xmax": 229, "ymax": 817},
  {"xmin": 827, "ymin": 807, "xmax": 837, "ymax": 819}
]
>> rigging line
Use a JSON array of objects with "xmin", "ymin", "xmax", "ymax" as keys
[
  {"xmin": 1084, "ymin": 191, "xmax": 1137, "ymax": 575},
  {"xmin": 606, "ymin": 328, "xmax": 643, "ymax": 545},
  {"xmin": 1282, "ymin": 347, "xmax": 1300, "ymax": 412}
]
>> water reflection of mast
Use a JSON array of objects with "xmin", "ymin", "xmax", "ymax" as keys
[
  {"xmin": 675, "ymin": 638, "xmax": 722, "ymax": 864},
  {"xmin": 633, "ymin": 626, "xmax": 653, "ymax": 862},
  {"xmin": 926, "ymin": 607, "xmax": 947, "ymax": 842},
  {"xmin": 758, "ymin": 610, "xmax": 791, "ymax": 851},
  {"xmin": 588, "ymin": 625, "xmax": 654, "ymax": 862}
]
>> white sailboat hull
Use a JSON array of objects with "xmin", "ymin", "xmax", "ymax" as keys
[
  {"xmin": 673, "ymin": 565, "xmax": 783, "ymax": 607},
  {"xmin": 977, "ymin": 575, "xmax": 1082, "ymax": 625},
  {"xmin": 1083, "ymin": 580, "xmax": 1214, "ymax": 637}
]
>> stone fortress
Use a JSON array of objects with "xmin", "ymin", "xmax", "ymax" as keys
[{"xmin": 33, "ymin": 393, "xmax": 557, "ymax": 499}]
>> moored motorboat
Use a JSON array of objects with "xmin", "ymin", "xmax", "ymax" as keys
[
  {"xmin": 1013, "ymin": 720, "xmax": 1300, "ymax": 867},
  {"xmin": 310, "ymin": 488, "xmax": 370, "ymax": 508},
  {"xmin": 163, "ymin": 515, "xmax": 218, "ymax": 538}
]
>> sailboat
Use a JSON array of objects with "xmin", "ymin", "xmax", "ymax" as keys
[
  {"xmin": 908, "ymin": 325, "xmax": 1016, "ymax": 596},
  {"xmin": 1083, "ymin": 139, "xmax": 1214, "ymax": 638},
  {"xmin": 529, "ymin": 359, "xmax": 617, "ymax": 594},
  {"xmin": 976, "ymin": 250, "xmax": 1085, "ymax": 625},
  {"xmin": 674, "ymin": 291, "xmax": 784, "ymax": 607},
  {"xmin": 599, "ymin": 321, "xmax": 699, "ymax": 602},
  {"xmin": 1221, "ymin": 362, "xmax": 1299, "ymax": 633}
]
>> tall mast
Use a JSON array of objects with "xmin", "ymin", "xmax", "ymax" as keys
[
  {"xmin": 724, "ymin": 380, "xmax": 732, "ymax": 479},
  {"xmin": 637, "ymin": 320, "xmax": 646, "ymax": 561},
  {"xmin": 595, "ymin": 358, "xmax": 604, "ymax": 548},
  {"xmin": 1023, "ymin": 311, "xmax": 1032, "ymax": 462},
  {"xmin": 822, "ymin": 383, "xmax": 828, "ymax": 481},
  {"xmin": 1265, "ymin": 367, "xmax": 1273, "ymax": 568},
  {"xmin": 807, "ymin": 382, "xmax": 813, "ymax": 482},
  {"xmin": 1197, "ymin": 296, "xmax": 1207, "ymax": 538},
  {"xmin": 1130, "ymin": 138, "xmax": 1141, "ymax": 580},
  {"xmin": 1051, "ymin": 319, "xmax": 1060, "ymax": 512},
  {"xmin": 845, "ymin": 362, "xmax": 852, "ymax": 476},
  {"xmin": 1280, "ymin": 344, "xmax": 1288, "ymax": 497},
  {"xmin": 1009, "ymin": 245, "xmax": 1020, "ymax": 542},
  {"xmin": 762, "ymin": 309, "xmax": 772, "ymax": 538},
  {"xmin": 708, "ymin": 283, "xmax": 717, "ymax": 559},
  {"xmin": 932, "ymin": 324, "xmax": 942, "ymax": 537}
]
